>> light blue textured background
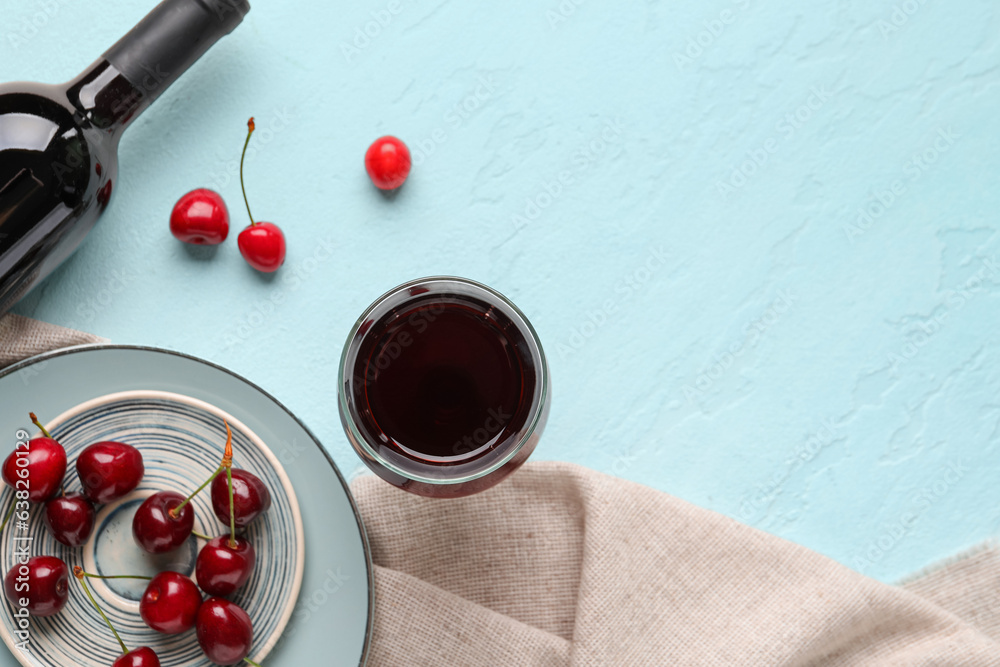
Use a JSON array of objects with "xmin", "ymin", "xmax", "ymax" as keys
[{"xmin": 3, "ymin": 0, "xmax": 998, "ymax": 583}]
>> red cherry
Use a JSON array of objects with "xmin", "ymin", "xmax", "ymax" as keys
[
  {"xmin": 196, "ymin": 598, "xmax": 254, "ymax": 665},
  {"xmin": 210, "ymin": 468, "xmax": 271, "ymax": 528},
  {"xmin": 44, "ymin": 493, "xmax": 96, "ymax": 547},
  {"xmin": 237, "ymin": 222, "xmax": 286, "ymax": 272},
  {"xmin": 77, "ymin": 441, "xmax": 144, "ymax": 504},
  {"xmin": 196, "ymin": 535, "xmax": 256, "ymax": 597},
  {"xmin": 365, "ymin": 136, "xmax": 411, "ymax": 190},
  {"xmin": 235, "ymin": 117, "xmax": 286, "ymax": 273},
  {"xmin": 132, "ymin": 491, "xmax": 195, "ymax": 554},
  {"xmin": 113, "ymin": 647, "xmax": 160, "ymax": 667},
  {"xmin": 2, "ymin": 413, "xmax": 67, "ymax": 503},
  {"xmin": 4, "ymin": 556, "xmax": 69, "ymax": 617},
  {"xmin": 2, "ymin": 439, "xmax": 66, "ymax": 503},
  {"xmin": 140, "ymin": 571, "xmax": 203, "ymax": 634},
  {"xmin": 170, "ymin": 188, "xmax": 229, "ymax": 245}
]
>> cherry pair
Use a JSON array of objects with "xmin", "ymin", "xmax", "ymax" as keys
[
  {"xmin": 75, "ymin": 568, "xmax": 262, "ymax": 666},
  {"xmin": 50, "ymin": 436, "xmax": 144, "ymax": 547},
  {"xmin": 170, "ymin": 118, "xmax": 286, "ymax": 273},
  {"xmin": 132, "ymin": 421, "xmax": 270, "ymax": 556},
  {"xmin": 1, "ymin": 413, "xmax": 145, "ymax": 548}
]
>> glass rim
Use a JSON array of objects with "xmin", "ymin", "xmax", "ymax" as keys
[{"xmin": 337, "ymin": 276, "xmax": 549, "ymax": 486}]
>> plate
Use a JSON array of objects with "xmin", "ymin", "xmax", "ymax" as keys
[
  {"xmin": 0, "ymin": 389, "xmax": 304, "ymax": 666},
  {"xmin": 0, "ymin": 346, "xmax": 372, "ymax": 666}
]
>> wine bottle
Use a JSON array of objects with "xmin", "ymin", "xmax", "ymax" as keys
[{"xmin": 0, "ymin": 0, "xmax": 251, "ymax": 316}]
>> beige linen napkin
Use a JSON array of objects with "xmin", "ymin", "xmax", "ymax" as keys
[
  {"xmin": 3, "ymin": 316, "xmax": 999, "ymax": 665},
  {"xmin": 353, "ymin": 467, "xmax": 1000, "ymax": 666},
  {"xmin": 0, "ymin": 313, "xmax": 105, "ymax": 367}
]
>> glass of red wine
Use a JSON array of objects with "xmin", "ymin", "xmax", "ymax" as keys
[{"xmin": 338, "ymin": 277, "xmax": 550, "ymax": 497}]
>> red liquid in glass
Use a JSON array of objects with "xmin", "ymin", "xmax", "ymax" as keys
[{"xmin": 351, "ymin": 295, "xmax": 538, "ymax": 469}]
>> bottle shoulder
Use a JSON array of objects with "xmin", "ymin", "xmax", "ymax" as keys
[
  {"xmin": 0, "ymin": 82, "xmax": 117, "ymax": 151},
  {"xmin": 0, "ymin": 84, "xmax": 116, "ymax": 200}
]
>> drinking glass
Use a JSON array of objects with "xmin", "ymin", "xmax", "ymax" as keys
[{"xmin": 338, "ymin": 277, "xmax": 550, "ymax": 497}]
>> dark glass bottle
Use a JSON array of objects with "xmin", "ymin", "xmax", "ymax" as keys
[{"xmin": 0, "ymin": 0, "xmax": 250, "ymax": 316}]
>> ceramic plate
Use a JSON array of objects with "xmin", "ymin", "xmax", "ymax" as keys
[
  {"xmin": 0, "ymin": 346, "xmax": 372, "ymax": 666},
  {"xmin": 0, "ymin": 390, "xmax": 304, "ymax": 666}
]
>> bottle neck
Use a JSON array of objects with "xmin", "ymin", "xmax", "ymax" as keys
[
  {"xmin": 66, "ymin": 0, "xmax": 250, "ymax": 136},
  {"xmin": 65, "ymin": 60, "xmax": 150, "ymax": 136}
]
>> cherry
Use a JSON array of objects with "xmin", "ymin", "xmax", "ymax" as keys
[
  {"xmin": 114, "ymin": 647, "xmax": 161, "ymax": 667},
  {"xmin": 132, "ymin": 491, "xmax": 195, "ymax": 554},
  {"xmin": 1, "ymin": 413, "xmax": 67, "ymax": 503},
  {"xmin": 140, "ymin": 571, "xmax": 203, "ymax": 634},
  {"xmin": 196, "ymin": 597, "xmax": 254, "ymax": 665},
  {"xmin": 198, "ymin": 435, "xmax": 259, "ymax": 598},
  {"xmin": 365, "ymin": 135, "xmax": 411, "ymax": 190},
  {"xmin": 211, "ymin": 469, "xmax": 271, "ymax": 528},
  {"xmin": 74, "ymin": 568, "xmax": 161, "ymax": 667},
  {"xmin": 236, "ymin": 118, "xmax": 286, "ymax": 273},
  {"xmin": 4, "ymin": 555, "xmax": 69, "ymax": 617},
  {"xmin": 170, "ymin": 188, "xmax": 230, "ymax": 245},
  {"xmin": 238, "ymin": 223, "xmax": 286, "ymax": 272},
  {"xmin": 196, "ymin": 535, "xmax": 256, "ymax": 597},
  {"xmin": 77, "ymin": 440, "xmax": 144, "ymax": 504},
  {"xmin": 44, "ymin": 493, "xmax": 96, "ymax": 547},
  {"xmin": 132, "ymin": 421, "xmax": 237, "ymax": 554}
]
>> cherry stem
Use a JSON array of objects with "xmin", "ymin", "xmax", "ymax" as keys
[
  {"xmin": 244, "ymin": 659, "xmax": 263, "ymax": 666},
  {"xmin": 0, "ymin": 499, "xmax": 16, "ymax": 532},
  {"xmin": 78, "ymin": 572, "xmax": 153, "ymax": 581},
  {"xmin": 227, "ymin": 466, "xmax": 237, "ymax": 549},
  {"xmin": 29, "ymin": 412, "xmax": 52, "ymax": 439},
  {"xmin": 74, "ymin": 567, "xmax": 129, "ymax": 655},
  {"xmin": 239, "ymin": 117, "xmax": 257, "ymax": 226},
  {"xmin": 191, "ymin": 529, "xmax": 211, "ymax": 540},
  {"xmin": 170, "ymin": 420, "xmax": 233, "ymax": 520},
  {"xmin": 169, "ymin": 466, "xmax": 222, "ymax": 519}
]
